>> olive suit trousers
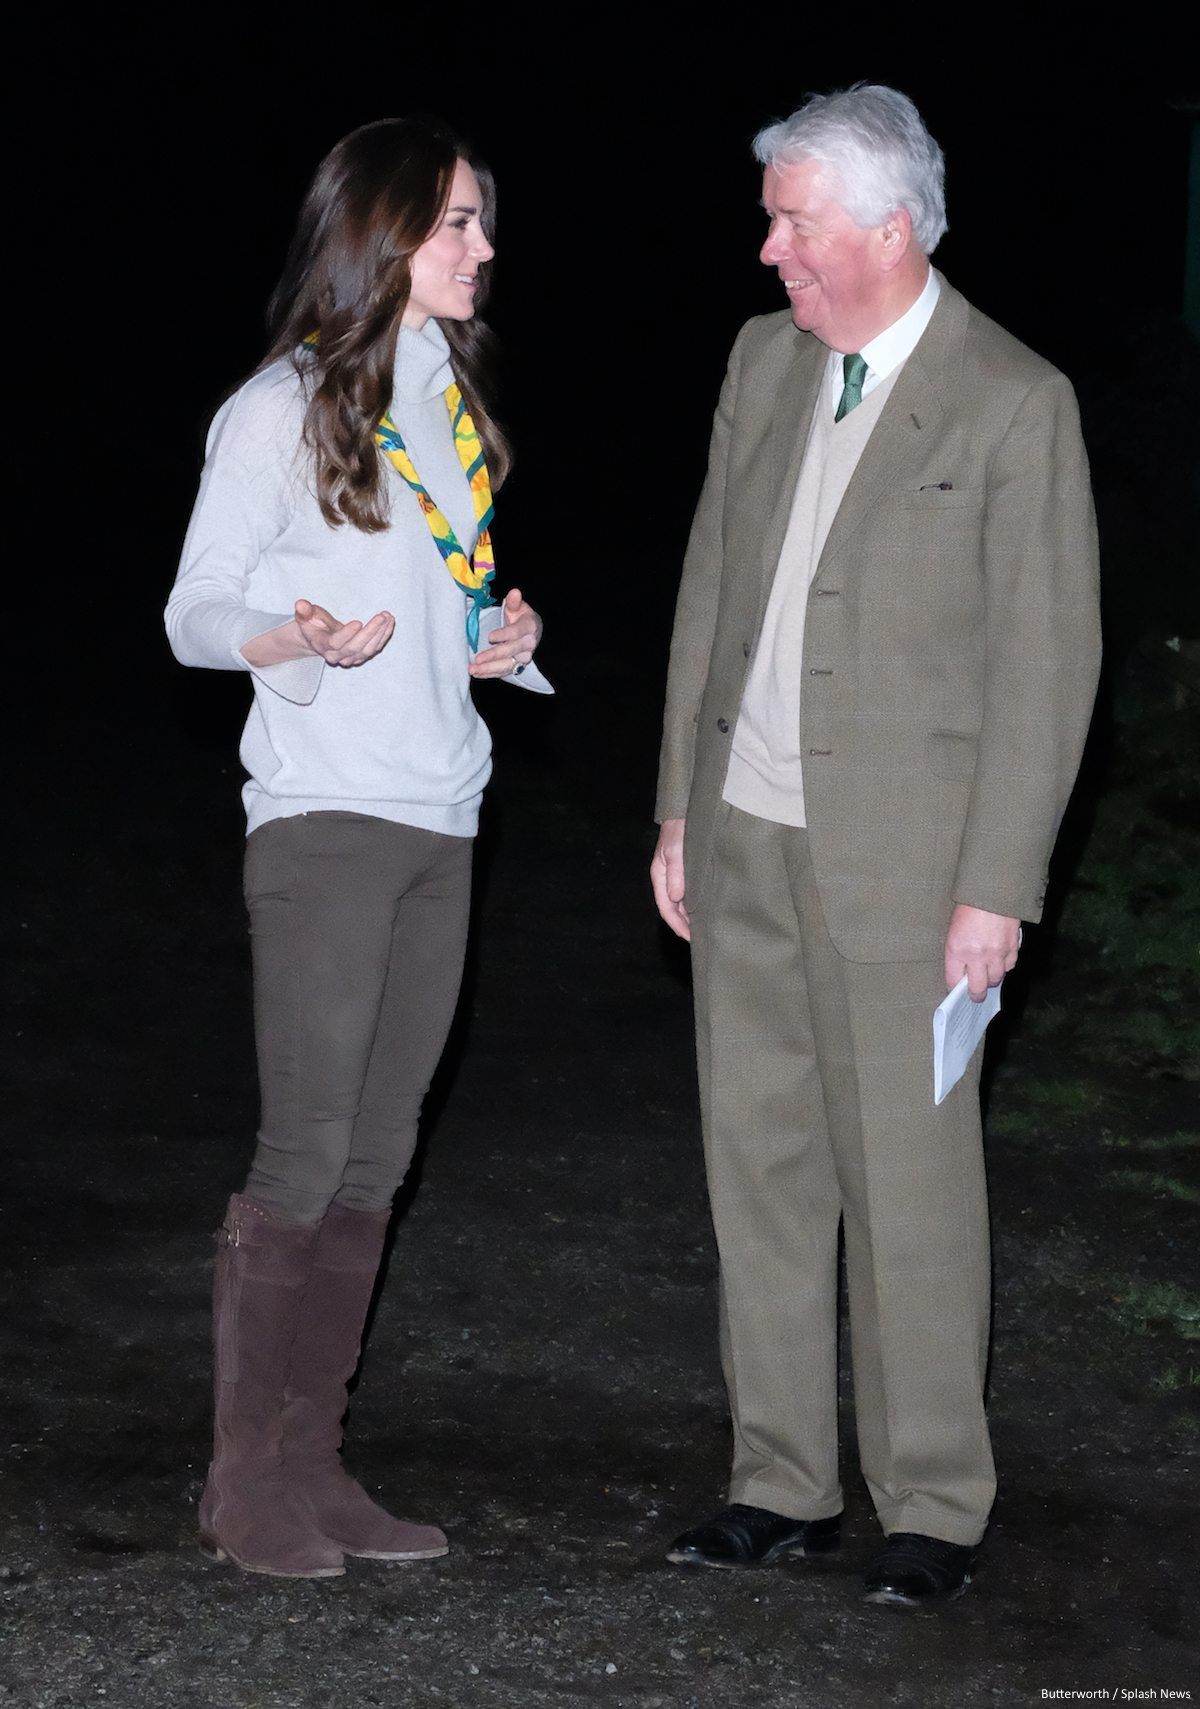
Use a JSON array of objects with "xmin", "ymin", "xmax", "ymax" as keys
[{"xmin": 689, "ymin": 805, "xmax": 994, "ymax": 1547}]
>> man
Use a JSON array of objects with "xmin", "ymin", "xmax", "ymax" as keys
[{"xmin": 651, "ymin": 86, "xmax": 1100, "ymax": 1607}]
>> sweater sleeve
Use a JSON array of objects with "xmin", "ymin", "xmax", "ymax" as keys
[
  {"xmin": 475, "ymin": 603, "xmax": 554, "ymax": 695},
  {"xmin": 165, "ymin": 378, "xmax": 325, "ymax": 706}
]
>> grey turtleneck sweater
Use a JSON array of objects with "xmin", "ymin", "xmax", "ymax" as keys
[{"xmin": 166, "ymin": 321, "xmax": 548, "ymax": 838}]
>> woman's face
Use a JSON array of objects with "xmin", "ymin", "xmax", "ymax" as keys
[{"xmin": 402, "ymin": 160, "xmax": 494, "ymax": 330}]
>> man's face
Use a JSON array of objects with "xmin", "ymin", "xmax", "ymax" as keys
[{"xmin": 759, "ymin": 159, "xmax": 883, "ymax": 353}]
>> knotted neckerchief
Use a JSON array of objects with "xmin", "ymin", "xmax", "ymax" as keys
[
  {"xmin": 302, "ymin": 334, "xmax": 497, "ymax": 648},
  {"xmin": 375, "ymin": 388, "xmax": 496, "ymax": 649}
]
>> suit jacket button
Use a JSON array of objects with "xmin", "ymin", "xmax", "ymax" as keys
[{"xmin": 717, "ymin": 718, "xmax": 729, "ymax": 734}]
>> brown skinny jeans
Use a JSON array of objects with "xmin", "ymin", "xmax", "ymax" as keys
[{"xmin": 241, "ymin": 811, "xmax": 473, "ymax": 1225}]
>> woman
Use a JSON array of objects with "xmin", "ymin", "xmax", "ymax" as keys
[{"xmin": 166, "ymin": 118, "xmax": 549, "ymax": 1579}]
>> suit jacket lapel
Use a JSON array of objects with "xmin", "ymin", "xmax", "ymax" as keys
[
  {"xmin": 758, "ymin": 334, "xmax": 826, "ymax": 599},
  {"xmin": 817, "ymin": 276, "xmax": 966, "ymax": 573}
]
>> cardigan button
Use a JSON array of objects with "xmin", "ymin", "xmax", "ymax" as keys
[{"xmin": 717, "ymin": 718, "xmax": 730, "ymax": 734}]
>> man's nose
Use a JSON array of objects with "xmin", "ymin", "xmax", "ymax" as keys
[{"xmin": 760, "ymin": 225, "xmax": 785, "ymax": 266}]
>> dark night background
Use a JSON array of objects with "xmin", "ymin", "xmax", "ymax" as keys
[
  {"xmin": 41, "ymin": 22, "xmax": 1199, "ymax": 732},
  {"xmin": 5, "ymin": 15, "xmax": 1198, "ymax": 1706}
]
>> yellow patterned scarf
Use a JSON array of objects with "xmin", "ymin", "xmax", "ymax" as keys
[
  {"xmin": 299, "ymin": 333, "xmax": 497, "ymax": 648},
  {"xmin": 374, "ymin": 387, "xmax": 497, "ymax": 649}
]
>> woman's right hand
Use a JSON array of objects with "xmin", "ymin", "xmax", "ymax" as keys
[
  {"xmin": 294, "ymin": 599, "xmax": 395, "ymax": 666},
  {"xmin": 240, "ymin": 600, "xmax": 396, "ymax": 668}
]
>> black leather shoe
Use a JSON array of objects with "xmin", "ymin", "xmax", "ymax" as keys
[
  {"xmin": 666, "ymin": 1503, "xmax": 841, "ymax": 1568},
  {"xmin": 861, "ymin": 1532, "xmax": 977, "ymax": 1607}
]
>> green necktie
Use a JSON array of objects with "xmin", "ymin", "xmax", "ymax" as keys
[{"xmin": 835, "ymin": 352, "xmax": 868, "ymax": 422}]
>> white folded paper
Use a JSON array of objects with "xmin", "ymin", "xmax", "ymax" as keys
[{"xmin": 932, "ymin": 975, "xmax": 1002, "ymax": 1106}]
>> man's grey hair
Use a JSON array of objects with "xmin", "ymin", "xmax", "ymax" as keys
[{"xmin": 753, "ymin": 84, "xmax": 948, "ymax": 255}]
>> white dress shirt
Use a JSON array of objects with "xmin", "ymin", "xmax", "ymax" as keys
[{"xmin": 827, "ymin": 265, "xmax": 940, "ymax": 409}]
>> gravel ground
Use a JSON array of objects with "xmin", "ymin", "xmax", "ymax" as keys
[{"xmin": 3, "ymin": 683, "xmax": 1196, "ymax": 1708}]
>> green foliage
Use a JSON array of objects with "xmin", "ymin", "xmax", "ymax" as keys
[
  {"xmin": 990, "ymin": 1077, "xmax": 1098, "ymax": 1122},
  {"xmin": 1097, "ymin": 1132, "xmax": 1200, "ymax": 1205},
  {"xmin": 1106, "ymin": 1167, "xmax": 1200, "ymax": 1205},
  {"xmin": 1106, "ymin": 1279, "xmax": 1200, "ymax": 1341},
  {"xmin": 1102, "ymin": 1130, "xmax": 1199, "ymax": 1152},
  {"xmin": 1049, "ymin": 663, "xmax": 1200, "ymax": 1074},
  {"xmin": 1023, "ymin": 1079, "xmax": 1103, "ymax": 1113},
  {"xmin": 1150, "ymin": 1364, "xmax": 1200, "ymax": 1394}
]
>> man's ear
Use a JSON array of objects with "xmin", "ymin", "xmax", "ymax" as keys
[{"xmin": 877, "ymin": 207, "xmax": 914, "ymax": 272}]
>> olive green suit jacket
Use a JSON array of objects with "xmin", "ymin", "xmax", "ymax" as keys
[{"xmin": 655, "ymin": 276, "xmax": 1102, "ymax": 963}]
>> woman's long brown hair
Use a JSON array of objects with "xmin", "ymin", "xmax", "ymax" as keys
[{"xmin": 262, "ymin": 116, "xmax": 511, "ymax": 533}]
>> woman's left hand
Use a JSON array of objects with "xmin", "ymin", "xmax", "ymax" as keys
[{"xmin": 469, "ymin": 588, "xmax": 543, "ymax": 678}]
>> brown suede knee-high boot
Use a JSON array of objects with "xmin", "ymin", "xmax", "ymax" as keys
[
  {"xmin": 198, "ymin": 1195, "xmax": 345, "ymax": 1578},
  {"xmin": 281, "ymin": 1203, "xmax": 447, "ymax": 1561}
]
